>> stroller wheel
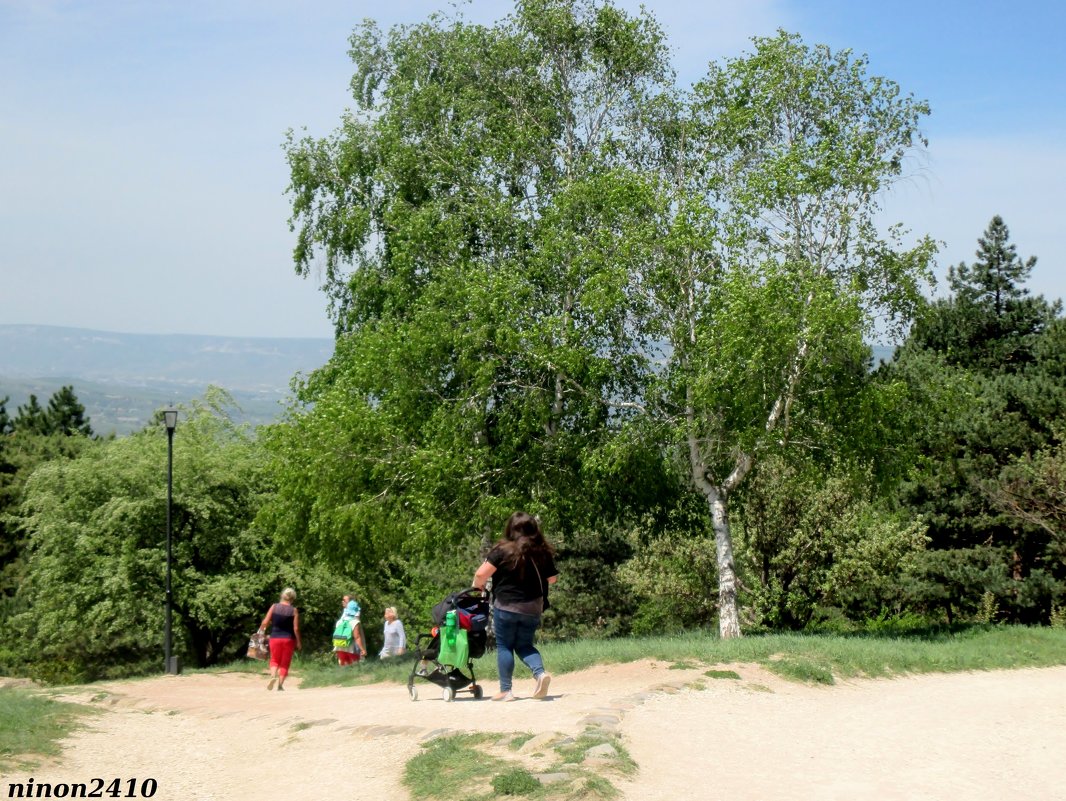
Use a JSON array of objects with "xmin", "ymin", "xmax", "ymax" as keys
[
  {"xmin": 471, "ymin": 684, "xmax": 483, "ymax": 700},
  {"xmin": 442, "ymin": 686, "xmax": 456, "ymax": 703},
  {"xmin": 408, "ymin": 684, "xmax": 418, "ymax": 702}
]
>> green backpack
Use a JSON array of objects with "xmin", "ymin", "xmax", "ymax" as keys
[{"xmin": 332, "ymin": 617, "xmax": 355, "ymax": 649}]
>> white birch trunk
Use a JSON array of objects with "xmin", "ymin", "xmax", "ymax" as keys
[
  {"xmin": 708, "ymin": 486, "xmax": 742, "ymax": 639},
  {"xmin": 687, "ymin": 421, "xmax": 747, "ymax": 639}
]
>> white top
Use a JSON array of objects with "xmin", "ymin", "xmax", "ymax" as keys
[{"xmin": 381, "ymin": 618, "xmax": 406, "ymax": 654}]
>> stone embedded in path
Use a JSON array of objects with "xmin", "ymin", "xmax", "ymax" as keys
[
  {"xmin": 584, "ymin": 743, "xmax": 618, "ymax": 760},
  {"xmin": 518, "ymin": 731, "xmax": 563, "ymax": 754},
  {"xmin": 591, "ymin": 706, "xmax": 630, "ymax": 717},
  {"xmin": 578, "ymin": 715, "xmax": 621, "ymax": 729},
  {"xmin": 533, "ymin": 772, "xmax": 571, "ymax": 785},
  {"xmin": 651, "ymin": 684, "xmax": 681, "ymax": 694},
  {"xmin": 420, "ymin": 728, "xmax": 452, "ymax": 741},
  {"xmin": 361, "ymin": 724, "xmax": 423, "ymax": 738}
]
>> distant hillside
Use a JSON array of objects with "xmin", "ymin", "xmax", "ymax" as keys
[
  {"xmin": 0, "ymin": 325, "xmax": 897, "ymax": 436},
  {"xmin": 0, "ymin": 325, "xmax": 334, "ymax": 435}
]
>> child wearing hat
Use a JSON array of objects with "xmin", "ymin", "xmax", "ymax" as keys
[{"xmin": 334, "ymin": 599, "xmax": 366, "ymax": 666}]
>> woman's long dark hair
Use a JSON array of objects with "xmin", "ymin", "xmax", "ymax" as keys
[{"xmin": 493, "ymin": 512, "xmax": 554, "ymax": 571}]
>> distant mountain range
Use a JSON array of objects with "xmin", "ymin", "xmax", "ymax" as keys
[{"xmin": 0, "ymin": 325, "xmax": 334, "ymax": 435}]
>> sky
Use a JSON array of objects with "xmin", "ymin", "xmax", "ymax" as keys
[{"xmin": 1, "ymin": 1, "xmax": 1063, "ymax": 339}]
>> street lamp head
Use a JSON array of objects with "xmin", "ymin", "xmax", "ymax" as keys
[{"xmin": 163, "ymin": 408, "xmax": 178, "ymax": 431}]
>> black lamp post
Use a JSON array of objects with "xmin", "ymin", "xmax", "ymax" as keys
[{"xmin": 163, "ymin": 408, "xmax": 178, "ymax": 675}]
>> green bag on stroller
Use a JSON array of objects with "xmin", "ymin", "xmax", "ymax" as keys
[{"xmin": 436, "ymin": 627, "xmax": 469, "ymax": 670}]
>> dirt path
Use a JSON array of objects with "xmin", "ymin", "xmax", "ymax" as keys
[{"xmin": 3, "ymin": 663, "xmax": 1065, "ymax": 801}]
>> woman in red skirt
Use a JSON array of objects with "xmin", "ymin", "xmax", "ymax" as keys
[{"xmin": 259, "ymin": 587, "xmax": 301, "ymax": 690}]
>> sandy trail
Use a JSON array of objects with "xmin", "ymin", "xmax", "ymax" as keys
[
  {"xmin": 618, "ymin": 666, "xmax": 1066, "ymax": 801},
  {"xmin": 3, "ymin": 663, "xmax": 1065, "ymax": 801}
]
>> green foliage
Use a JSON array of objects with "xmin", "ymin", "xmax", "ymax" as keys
[
  {"xmin": 13, "ymin": 395, "xmax": 49, "ymax": 435},
  {"xmin": 734, "ymin": 455, "xmax": 927, "ymax": 629},
  {"xmin": 911, "ymin": 216, "xmax": 1057, "ymax": 371},
  {"xmin": 0, "ymin": 424, "xmax": 95, "ymax": 624},
  {"xmin": 6, "ymin": 391, "xmax": 346, "ymax": 682},
  {"xmin": 620, "ymin": 528, "xmax": 719, "ymax": 635},
  {"xmin": 887, "ymin": 217, "xmax": 1065, "ymax": 624},
  {"xmin": 275, "ymin": 0, "xmax": 682, "ymax": 638},
  {"xmin": 45, "ymin": 385, "xmax": 93, "ymax": 437},
  {"xmin": 1051, "ymin": 605, "xmax": 1066, "ymax": 630},
  {"xmin": 638, "ymin": 29, "xmax": 935, "ymax": 636}
]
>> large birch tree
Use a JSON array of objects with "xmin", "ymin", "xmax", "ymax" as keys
[{"xmin": 642, "ymin": 33, "xmax": 936, "ymax": 637}]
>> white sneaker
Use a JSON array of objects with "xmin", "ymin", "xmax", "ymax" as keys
[
  {"xmin": 492, "ymin": 691, "xmax": 515, "ymax": 702},
  {"xmin": 533, "ymin": 673, "xmax": 551, "ymax": 699}
]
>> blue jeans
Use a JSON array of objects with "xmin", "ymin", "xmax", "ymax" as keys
[{"xmin": 493, "ymin": 608, "xmax": 545, "ymax": 692}]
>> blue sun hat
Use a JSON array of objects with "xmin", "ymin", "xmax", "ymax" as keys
[{"xmin": 345, "ymin": 600, "xmax": 361, "ymax": 618}]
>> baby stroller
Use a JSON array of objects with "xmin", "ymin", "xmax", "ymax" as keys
[{"xmin": 407, "ymin": 588, "xmax": 490, "ymax": 702}]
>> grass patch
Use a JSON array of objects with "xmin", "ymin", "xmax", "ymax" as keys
[
  {"xmin": 555, "ymin": 732, "xmax": 636, "ymax": 776},
  {"xmin": 508, "ymin": 733, "xmax": 535, "ymax": 751},
  {"xmin": 492, "ymin": 767, "xmax": 540, "ymax": 796},
  {"xmin": 579, "ymin": 775, "xmax": 619, "ymax": 798},
  {"xmin": 405, "ymin": 730, "xmax": 637, "ymax": 801},
  {"xmin": 0, "ymin": 687, "xmax": 96, "ymax": 769},
  {"xmin": 767, "ymin": 656, "xmax": 835, "ymax": 685},
  {"xmin": 704, "ymin": 669, "xmax": 741, "ymax": 680},
  {"xmin": 667, "ymin": 660, "xmax": 699, "ymax": 670},
  {"xmin": 404, "ymin": 733, "xmax": 505, "ymax": 800}
]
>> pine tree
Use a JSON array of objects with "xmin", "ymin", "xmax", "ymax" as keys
[
  {"xmin": 950, "ymin": 215, "xmax": 1035, "ymax": 316},
  {"xmin": 14, "ymin": 395, "xmax": 52, "ymax": 435},
  {"xmin": 46, "ymin": 385, "xmax": 93, "ymax": 437},
  {"xmin": 911, "ymin": 215, "xmax": 1057, "ymax": 371},
  {"xmin": 0, "ymin": 396, "xmax": 11, "ymax": 435}
]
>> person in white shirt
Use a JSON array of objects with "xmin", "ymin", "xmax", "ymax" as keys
[{"xmin": 380, "ymin": 607, "xmax": 406, "ymax": 658}]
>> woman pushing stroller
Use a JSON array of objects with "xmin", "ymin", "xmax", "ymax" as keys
[{"xmin": 473, "ymin": 512, "xmax": 558, "ymax": 702}]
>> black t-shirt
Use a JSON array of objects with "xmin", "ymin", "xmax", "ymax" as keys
[{"xmin": 487, "ymin": 546, "xmax": 558, "ymax": 606}]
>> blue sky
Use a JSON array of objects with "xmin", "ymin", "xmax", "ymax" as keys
[{"xmin": 1, "ymin": 0, "xmax": 1063, "ymax": 339}]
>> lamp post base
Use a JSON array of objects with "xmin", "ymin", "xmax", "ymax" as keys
[{"xmin": 166, "ymin": 656, "xmax": 182, "ymax": 675}]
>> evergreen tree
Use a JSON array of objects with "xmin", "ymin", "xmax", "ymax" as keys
[
  {"xmin": 46, "ymin": 385, "xmax": 93, "ymax": 437},
  {"xmin": 0, "ymin": 396, "xmax": 11, "ymax": 435},
  {"xmin": 952, "ymin": 215, "xmax": 1035, "ymax": 315},
  {"xmin": 14, "ymin": 395, "xmax": 51, "ymax": 435},
  {"xmin": 910, "ymin": 216, "xmax": 1058, "ymax": 371},
  {"xmin": 889, "ymin": 218, "xmax": 1066, "ymax": 622}
]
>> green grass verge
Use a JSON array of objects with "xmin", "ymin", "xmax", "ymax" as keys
[
  {"xmin": 0, "ymin": 687, "xmax": 96, "ymax": 769},
  {"xmin": 217, "ymin": 625, "xmax": 1066, "ymax": 690},
  {"xmin": 537, "ymin": 626, "xmax": 1066, "ymax": 683}
]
